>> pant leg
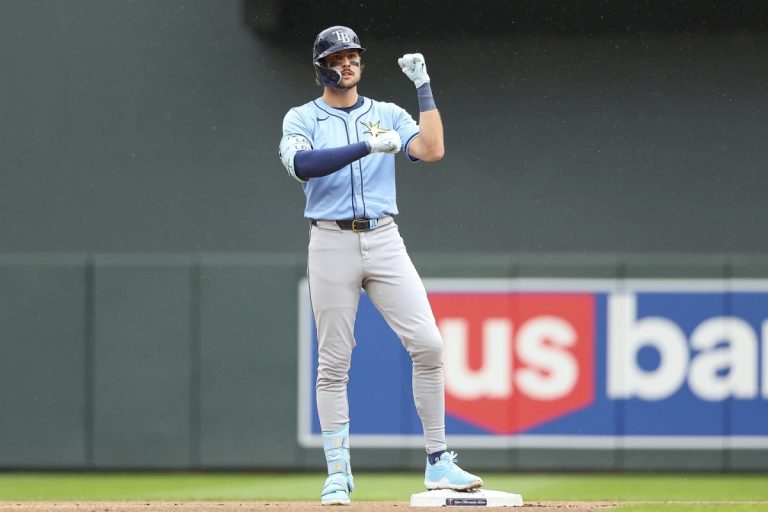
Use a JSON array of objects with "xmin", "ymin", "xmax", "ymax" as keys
[
  {"xmin": 308, "ymin": 224, "xmax": 364, "ymax": 432},
  {"xmin": 361, "ymin": 222, "xmax": 447, "ymax": 453}
]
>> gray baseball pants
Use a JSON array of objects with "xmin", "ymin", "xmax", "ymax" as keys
[{"xmin": 308, "ymin": 217, "xmax": 447, "ymax": 454}]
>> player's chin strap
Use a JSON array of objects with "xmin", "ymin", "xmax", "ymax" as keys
[{"xmin": 322, "ymin": 422, "xmax": 354, "ymax": 491}]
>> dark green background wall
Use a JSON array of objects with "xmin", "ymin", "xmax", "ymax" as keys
[
  {"xmin": 1, "ymin": 1, "xmax": 767, "ymax": 471},
  {"xmin": 0, "ymin": 254, "xmax": 307, "ymax": 469},
  {"xmin": 1, "ymin": 0, "xmax": 766, "ymax": 254},
  {"xmin": 1, "ymin": 254, "xmax": 767, "ymax": 471}
]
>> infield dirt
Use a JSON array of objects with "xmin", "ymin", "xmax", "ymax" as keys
[{"xmin": 0, "ymin": 501, "xmax": 622, "ymax": 511}]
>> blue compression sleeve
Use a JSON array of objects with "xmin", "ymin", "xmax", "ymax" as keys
[
  {"xmin": 417, "ymin": 83, "xmax": 436, "ymax": 112},
  {"xmin": 294, "ymin": 142, "xmax": 370, "ymax": 179}
]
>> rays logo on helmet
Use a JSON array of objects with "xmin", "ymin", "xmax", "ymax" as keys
[{"xmin": 333, "ymin": 30, "xmax": 351, "ymax": 43}]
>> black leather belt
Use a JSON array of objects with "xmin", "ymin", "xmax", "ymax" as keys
[{"xmin": 311, "ymin": 218, "xmax": 384, "ymax": 232}]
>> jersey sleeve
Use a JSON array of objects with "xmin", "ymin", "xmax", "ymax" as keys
[
  {"xmin": 391, "ymin": 104, "xmax": 421, "ymax": 162},
  {"xmin": 279, "ymin": 108, "xmax": 313, "ymax": 183}
]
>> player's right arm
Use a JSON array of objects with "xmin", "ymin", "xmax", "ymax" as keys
[
  {"xmin": 293, "ymin": 142, "xmax": 370, "ymax": 179},
  {"xmin": 280, "ymin": 108, "xmax": 400, "ymax": 182}
]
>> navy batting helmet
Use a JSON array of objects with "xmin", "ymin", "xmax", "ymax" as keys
[{"xmin": 313, "ymin": 26, "xmax": 365, "ymax": 87}]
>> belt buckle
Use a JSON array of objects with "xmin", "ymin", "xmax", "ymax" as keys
[
  {"xmin": 351, "ymin": 219, "xmax": 367, "ymax": 232},
  {"xmin": 352, "ymin": 218, "xmax": 378, "ymax": 232}
]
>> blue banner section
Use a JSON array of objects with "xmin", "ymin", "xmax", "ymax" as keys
[{"xmin": 300, "ymin": 280, "xmax": 768, "ymax": 447}]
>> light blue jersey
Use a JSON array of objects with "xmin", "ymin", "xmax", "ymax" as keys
[{"xmin": 279, "ymin": 96, "xmax": 420, "ymax": 220}]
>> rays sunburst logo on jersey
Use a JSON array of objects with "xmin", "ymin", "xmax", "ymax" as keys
[{"xmin": 361, "ymin": 120, "xmax": 390, "ymax": 138}]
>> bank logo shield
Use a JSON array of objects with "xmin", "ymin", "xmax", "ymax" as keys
[{"xmin": 433, "ymin": 293, "xmax": 595, "ymax": 434}]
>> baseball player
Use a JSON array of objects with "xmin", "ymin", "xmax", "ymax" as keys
[{"xmin": 279, "ymin": 26, "xmax": 482, "ymax": 505}]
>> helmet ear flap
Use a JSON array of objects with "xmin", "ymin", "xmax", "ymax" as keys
[{"xmin": 314, "ymin": 64, "xmax": 341, "ymax": 87}]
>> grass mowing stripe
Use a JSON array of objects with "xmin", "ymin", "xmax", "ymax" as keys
[
  {"xmin": 483, "ymin": 474, "xmax": 768, "ymax": 501},
  {"xmin": 0, "ymin": 474, "xmax": 319, "ymax": 501},
  {"xmin": 0, "ymin": 473, "xmax": 767, "ymax": 502},
  {"xmin": 616, "ymin": 505, "xmax": 768, "ymax": 512}
]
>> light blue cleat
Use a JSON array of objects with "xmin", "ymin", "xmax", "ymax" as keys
[
  {"xmin": 321, "ymin": 423, "xmax": 354, "ymax": 505},
  {"xmin": 321, "ymin": 472, "xmax": 354, "ymax": 506},
  {"xmin": 424, "ymin": 451, "xmax": 483, "ymax": 491}
]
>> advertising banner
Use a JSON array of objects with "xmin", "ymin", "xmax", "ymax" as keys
[{"xmin": 298, "ymin": 279, "xmax": 768, "ymax": 449}]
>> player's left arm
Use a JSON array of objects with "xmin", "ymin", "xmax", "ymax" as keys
[
  {"xmin": 398, "ymin": 53, "xmax": 444, "ymax": 162},
  {"xmin": 408, "ymin": 109, "xmax": 444, "ymax": 162}
]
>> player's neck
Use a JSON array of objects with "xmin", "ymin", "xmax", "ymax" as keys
[{"xmin": 322, "ymin": 87, "xmax": 359, "ymax": 109}]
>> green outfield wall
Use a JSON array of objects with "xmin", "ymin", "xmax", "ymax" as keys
[
  {"xmin": 2, "ymin": 0, "xmax": 767, "ymax": 474},
  {"xmin": 1, "ymin": 253, "xmax": 766, "ymax": 471},
  {"xmin": 2, "ymin": 1, "xmax": 768, "ymax": 257}
]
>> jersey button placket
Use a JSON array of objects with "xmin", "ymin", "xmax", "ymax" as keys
[{"xmin": 350, "ymin": 120, "xmax": 364, "ymax": 218}]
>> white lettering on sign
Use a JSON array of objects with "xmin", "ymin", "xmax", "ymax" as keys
[
  {"xmin": 607, "ymin": 293, "xmax": 765, "ymax": 401},
  {"xmin": 689, "ymin": 317, "xmax": 756, "ymax": 400},
  {"xmin": 607, "ymin": 294, "xmax": 688, "ymax": 400},
  {"xmin": 516, "ymin": 316, "xmax": 578, "ymax": 400},
  {"xmin": 764, "ymin": 321, "xmax": 768, "ymax": 398},
  {"xmin": 440, "ymin": 316, "xmax": 579, "ymax": 401},
  {"xmin": 442, "ymin": 318, "xmax": 511, "ymax": 400}
]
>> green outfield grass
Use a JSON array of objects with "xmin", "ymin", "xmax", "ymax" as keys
[{"xmin": 0, "ymin": 472, "xmax": 767, "ymax": 511}]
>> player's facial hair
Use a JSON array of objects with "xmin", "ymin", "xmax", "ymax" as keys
[{"xmin": 337, "ymin": 60, "xmax": 362, "ymax": 90}]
